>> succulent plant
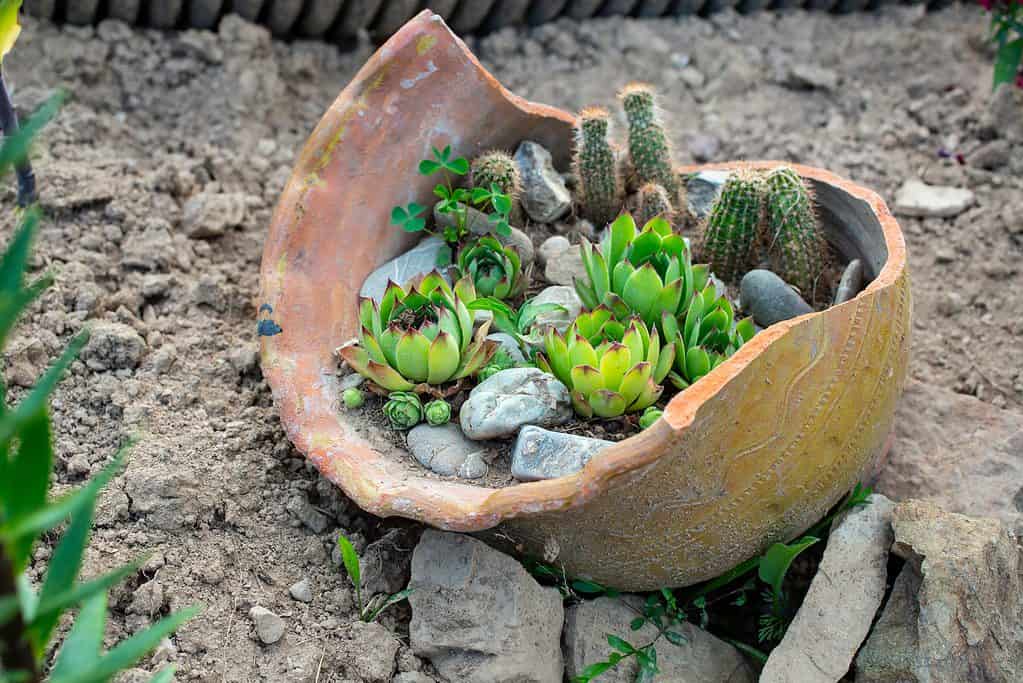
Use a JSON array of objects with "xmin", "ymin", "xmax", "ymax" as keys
[
  {"xmin": 338, "ymin": 271, "xmax": 498, "ymax": 392},
  {"xmin": 456, "ymin": 236, "xmax": 524, "ymax": 300},
  {"xmin": 477, "ymin": 346, "xmax": 517, "ymax": 382},
  {"xmin": 537, "ymin": 312, "xmax": 675, "ymax": 418},
  {"xmin": 342, "ymin": 387, "xmax": 365, "ymax": 409},
  {"xmin": 575, "ymin": 213, "xmax": 709, "ymax": 333},
  {"xmin": 574, "ymin": 106, "xmax": 624, "ymax": 228},
  {"xmin": 471, "ymin": 150, "xmax": 522, "ymax": 222},
  {"xmin": 699, "ymin": 168, "xmax": 766, "ymax": 282},
  {"xmin": 384, "ymin": 391, "xmax": 423, "ymax": 429},
  {"xmin": 619, "ymin": 83, "xmax": 680, "ymax": 200},
  {"xmin": 424, "ymin": 399, "xmax": 452, "ymax": 426},
  {"xmin": 638, "ymin": 406, "xmax": 663, "ymax": 429},
  {"xmin": 636, "ymin": 182, "xmax": 674, "ymax": 226},
  {"xmin": 763, "ymin": 166, "xmax": 828, "ymax": 297},
  {"xmin": 660, "ymin": 284, "xmax": 756, "ymax": 390}
]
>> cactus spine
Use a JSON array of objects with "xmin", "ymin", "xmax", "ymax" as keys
[
  {"xmin": 619, "ymin": 82, "xmax": 680, "ymax": 200},
  {"xmin": 763, "ymin": 167, "xmax": 827, "ymax": 297},
  {"xmin": 636, "ymin": 182, "xmax": 674, "ymax": 226},
  {"xmin": 471, "ymin": 150, "xmax": 522, "ymax": 222},
  {"xmin": 574, "ymin": 106, "xmax": 623, "ymax": 228},
  {"xmin": 699, "ymin": 168, "xmax": 765, "ymax": 281}
]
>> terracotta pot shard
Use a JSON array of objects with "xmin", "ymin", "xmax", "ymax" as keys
[{"xmin": 258, "ymin": 10, "xmax": 911, "ymax": 590}]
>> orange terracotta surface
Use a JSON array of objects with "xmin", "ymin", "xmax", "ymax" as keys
[{"xmin": 258, "ymin": 10, "xmax": 911, "ymax": 590}]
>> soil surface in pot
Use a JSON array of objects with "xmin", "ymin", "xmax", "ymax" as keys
[{"xmin": 7, "ymin": 5, "xmax": 1018, "ymax": 679}]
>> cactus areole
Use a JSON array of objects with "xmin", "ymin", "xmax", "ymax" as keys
[{"xmin": 258, "ymin": 10, "xmax": 910, "ymax": 590}]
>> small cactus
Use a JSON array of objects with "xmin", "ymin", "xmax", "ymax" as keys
[
  {"xmin": 471, "ymin": 150, "xmax": 522, "ymax": 222},
  {"xmin": 574, "ymin": 106, "xmax": 624, "ymax": 228},
  {"xmin": 619, "ymin": 83, "xmax": 680, "ymax": 200},
  {"xmin": 699, "ymin": 168, "xmax": 766, "ymax": 282},
  {"xmin": 763, "ymin": 167, "xmax": 828, "ymax": 297},
  {"xmin": 636, "ymin": 182, "xmax": 674, "ymax": 226}
]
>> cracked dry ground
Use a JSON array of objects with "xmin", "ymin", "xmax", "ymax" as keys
[{"xmin": 2, "ymin": 4, "xmax": 1021, "ymax": 681}]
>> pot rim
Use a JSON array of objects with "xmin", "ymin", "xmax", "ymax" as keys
[{"xmin": 260, "ymin": 11, "xmax": 908, "ymax": 532}]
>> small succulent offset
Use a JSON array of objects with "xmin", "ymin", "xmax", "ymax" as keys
[
  {"xmin": 574, "ymin": 106, "xmax": 624, "ymax": 228},
  {"xmin": 638, "ymin": 406, "xmax": 663, "ymax": 429},
  {"xmin": 699, "ymin": 168, "xmax": 765, "ymax": 282},
  {"xmin": 575, "ymin": 213, "xmax": 708, "ymax": 333},
  {"xmin": 456, "ymin": 236, "xmax": 524, "ymax": 300},
  {"xmin": 342, "ymin": 387, "xmax": 365, "ymax": 409},
  {"xmin": 384, "ymin": 391, "xmax": 423, "ymax": 429},
  {"xmin": 538, "ymin": 310, "xmax": 675, "ymax": 418},
  {"xmin": 424, "ymin": 399, "xmax": 452, "ymax": 426},
  {"xmin": 619, "ymin": 82, "xmax": 680, "ymax": 200},
  {"xmin": 338, "ymin": 271, "xmax": 498, "ymax": 392},
  {"xmin": 763, "ymin": 166, "xmax": 827, "ymax": 298},
  {"xmin": 477, "ymin": 347, "xmax": 518, "ymax": 382},
  {"xmin": 470, "ymin": 150, "xmax": 522, "ymax": 221}
]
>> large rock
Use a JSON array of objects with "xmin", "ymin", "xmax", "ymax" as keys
[
  {"xmin": 409, "ymin": 530, "xmax": 564, "ymax": 683},
  {"xmin": 685, "ymin": 170, "xmax": 728, "ymax": 220},
  {"xmin": 338, "ymin": 621, "xmax": 399, "ymax": 682},
  {"xmin": 459, "ymin": 368, "xmax": 573, "ymax": 440},
  {"xmin": 528, "ymin": 285, "xmax": 583, "ymax": 334},
  {"xmin": 510, "ymin": 426, "xmax": 612, "ymax": 481},
  {"xmin": 856, "ymin": 500, "xmax": 1023, "ymax": 682},
  {"xmin": 761, "ymin": 495, "xmax": 895, "ymax": 683},
  {"xmin": 515, "ymin": 141, "xmax": 572, "ymax": 223},
  {"xmin": 875, "ymin": 380, "xmax": 1023, "ymax": 535},
  {"xmin": 739, "ymin": 269, "xmax": 812, "ymax": 327},
  {"xmin": 359, "ymin": 236, "xmax": 450, "ymax": 302},
  {"xmin": 407, "ymin": 423, "xmax": 489, "ymax": 479},
  {"xmin": 893, "ymin": 179, "xmax": 975, "ymax": 218},
  {"xmin": 563, "ymin": 596, "xmax": 755, "ymax": 683}
]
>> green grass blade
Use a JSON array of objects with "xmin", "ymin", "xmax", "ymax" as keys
[
  {"xmin": 0, "ymin": 206, "xmax": 37, "ymax": 294},
  {"xmin": 0, "ymin": 90, "xmax": 64, "ymax": 176},
  {"xmin": 0, "ymin": 329, "xmax": 88, "ymax": 448},
  {"xmin": 49, "ymin": 592, "xmax": 107, "ymax": 678},
  {"xmin": 1, "ymin": 446, "xmax": 127, "ymax": 542},
  {"xmin": 0, "ymin": 672, "xmax": 31, "ymax": 683},
  {"xmin": 0, "ymin": 408, "xmax": 52, "ymax": 573},
  {"xmin": 0, "ymin": 274, "xmax": 54, "ymax": 351},
  {"xmin": 31, "ymin": 561, "xmax": 137, "ymax": 622},
  {"xmin": 0, "ymin": 592, "xmax": 17, "ymax": 625},
  {"xmin": 337, "ymin": 533, "xmax": 362, "ymax": 612}
]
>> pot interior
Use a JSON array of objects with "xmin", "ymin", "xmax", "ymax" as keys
[{"xmin": 811, "ymin": 178, "xmax": 888, "ymax": 281}]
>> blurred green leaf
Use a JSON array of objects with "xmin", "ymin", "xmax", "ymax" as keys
[
  {"xmin": 607, "ymin": 634, "xmax": 635, "ymax": 654},
  {"xmin": 364, "ymin": 587, "xmax": 412, "ymax": 622},
  {"xmin": 31, "ymin": 562, "xmax": 137, "ymax": 624},
  {"xmin": 0, "ymin": 672, "xmax": 31, "ymax": 683},
  {"xmin": 758, "ymin": 536, "xmax": 818, "ymax": 601},
  {"xmin": 50, "ymin": 592, "xmax": 107, "ymax": 678},
  {"xmin": 0, "ymin": 205, "xmax": 37, "ymax": 294},
  {"xmin": 0, "ymin": 90, "xmax": 65, "ymax": 176},
  {"xmin": 0, "ymin": 409, "xmax": 53, "ymax": 573},
  {"xmin": 993, "ymin": 37, "xmax": 1023, "ymax": 89},
  {"xmin": 337, "ymin": 533, "xmax": 362, "ymax": 612},
  {"xmin": 0, "ymin": 274, "xmax": 53, "ymax": 352}
]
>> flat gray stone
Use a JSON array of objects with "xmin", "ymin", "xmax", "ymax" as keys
[
  {"xmin": 564, "ymin": 596, "xmax": 755, "ymax": 683},
  {"xmin": 407, "ymin": 423, "xmax": 489, "ymax": 478},
  {"xmin": 359, "ymin": 236, "xmax": 449, "ymax": 303},
  {"xmin": 409, "ymin": 530, "xmax": 564, "ymax": 683},
  {"xmin": 893, "ymin": 179, "xmax": 975, "ymax": 218},
  {"xmin": 685, "ymin": 170, "xmax": 729, "ymax": 219},
  {"xmin": 511, "ymin": 426, "xmax": 612, "ymax": 481},
  {"xmin": 740, "ymin": 269, "xmax": 813, "ymax": 327},
  {"xmin": 544, "ymin": 243, "xmax": 586, "ymax": 286},
  {"xmin": 459, "ymin": 368, "xmax": 572, "ymax": 440},
  {"xmin": 249, "ymin": 606, "xmax": 285, "ymax": 644},
  {"xmin": 833, "ymin": 258, "xmax": 864, "ymax": 305},
  {"xmin": 486, "ymin": 333, "xmax": 526, "ymax": 364},
  {"xmin": 760, "ymin": 495, "xmax": 895, "ymax": 683},
  {"xmin": 537, "ymin": 235, "xmax": 570, "ymax": 267},
  {"xmin": 289, "ymin": 579, "xmax": 313, "ymax": 603},
  {"xmin": 515, "ymin": 140, "xmax": 571, "ymax": 223},
  {"xmin": 529, "ymin": 285, "xmax": 582, "ymax": 335}
]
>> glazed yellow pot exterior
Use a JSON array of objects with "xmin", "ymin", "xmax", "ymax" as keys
[{"xmin": 258, "ymin": 11, "xmax": 911, "ymax": 590}]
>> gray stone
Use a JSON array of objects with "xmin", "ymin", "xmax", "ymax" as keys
[
  {"xmin": 856, "ymin": 500, "xmax": 1023, "ymax": 682},
  {"xmin": 409, "ymin": 530, "xmax": 564, "ymax": 683},
  {"xmin": 435, "ymin": 203, "xmax": 535, "ymax": 267},
  {"xmin": 971, "ymin": 139, "xmax": 1011, "ymax": 171},
  {"xmin": 564, "ymin": 596, "xmax": 755, "ymax": 683},
  {"xmin": 760, "ymin": 495, "xmax": 895, "ymax": 683},
  {"xmin": 515, "ymin": 140, "xmax": 572, "ymax": 223},
  {"xmin": 407, "ymin": 423, "xmax": 489, "ymax": 478},
  {"xmin": 434, "ymin": 201, "xmax": 491, "ymax": 234},
  {"xmin": 981, "ymin": 83, "xmax": 1023, "ymax": 141},
  {"xmin": 339, "ymin": 372, "xmax": 365, "ymax": 391},
  {"xmin": 286, "ymin": 491, "xmax": 330, "ymax": 533},
  {"xmin": 338, "ymin": 621, "xmax": 399, "ymax": 682},
  {"xmin": 289, "ymin": 578, "xmax": 313, "ymax": 603},
  {"xmin": 537, "ymin": 235, "xmax": 570, "ymax": 267},
  {"xmin": 249, "ymin": 606, "xmax": 285, "ymax": 644},
  {"xmin": 833, "ymin": 258, "xmax": 864, "ymax": 305},
  {"xmin": 893, "ymin": 179, "xmax": 975, "ymax": 218},
  {"xmin": 359, "ymin": 236, "xmax": 449, "ymax": 303},
  {"xmin": 544, "ymin": 243, "xmax": 586, "ymax": 286},
  {"xmin": 393, "ymin": 674, "xmax": 435, "ymax": 683},
  {"xmin": 529, "ymin": 285, "xmax": 582, "ymax": 335},
  {"xmin": 511, "ymin": 426, "xmax": 612, "ymax": 481},
  {"xmin": 739, "ymin": 269, "xmax": 813, "ymax": 327},
  {"xmin": 486, "ymin": 333, "xmax": 526, "ymax": 364},
  {"xmin": 786, "ymin": 63, "xmax": 839, "ymax": 91},
  {"xmin": 361, "ymin": 527, "xmax": 417, "ymax": 596},
  {"xmin": 459, "ymin": 368, "xmax": 573, "ymax": 440},
  {"xmin": 458, "ymin": 451, "xmax": 488, "ymax": 479},
  {"xmin": 182, "ymin": 191, "xmax": 247, "ymax": 238},
  {"xmin": 81, "ymin": 321, "xmax": 147, "ymax": 371},
  {"xmin": 685, "ymin": 170, "xmax": 729, "ymax": 219}
]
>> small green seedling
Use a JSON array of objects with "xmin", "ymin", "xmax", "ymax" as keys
[
  {"xmin": 756, "ymin": 536, "xmax": 818, "ymax": 643},
  {"xmin": 337, "ymin": 533, "xmax": 412, "ymax": 623}
]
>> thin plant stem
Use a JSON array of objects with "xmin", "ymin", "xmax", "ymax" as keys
[{"xmin": 0, "ymin": 71, "xmax": 35, "ymax": 207}]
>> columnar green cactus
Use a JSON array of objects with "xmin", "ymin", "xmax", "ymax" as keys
[
  {"xmin": 636, "ymin": 182, "xmax": 674, "ymax": 226},
  {"xmin": 619, "ymin": 82, "xmax": 680, "ymax": 200},
  {"xmin": 574, "ymin": 106, "xmax": 623, "ymax": 228},
  {"xmin": 471, "ymin": 150, "xmax": 522, "ymax": 221},
  {"xmin": 699, "ymin": 169, "xmax": 766, "ymax": 282},
  {"xmin": 763, "ymin": 166, "xmax": 828, "ymax": 297}
]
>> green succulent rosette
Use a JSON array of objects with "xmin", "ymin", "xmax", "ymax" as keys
[
  {"xmin": 424, "ymin": 399, "xmax": 452, "ymax": 426},
  {"xmin": 338, "ymin": 271, "xmax": 498, "ymax": 392},
  {"xmin": 537, "ymin": 309, "xmax": 675, "ymax": 418},
  {"xmin": 384, "ymin": 391, "xmax": 423, "ymax": 429},
  {"xmin": 456, "ymin": 235, "xmax": 524, "ymax": 300}
]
